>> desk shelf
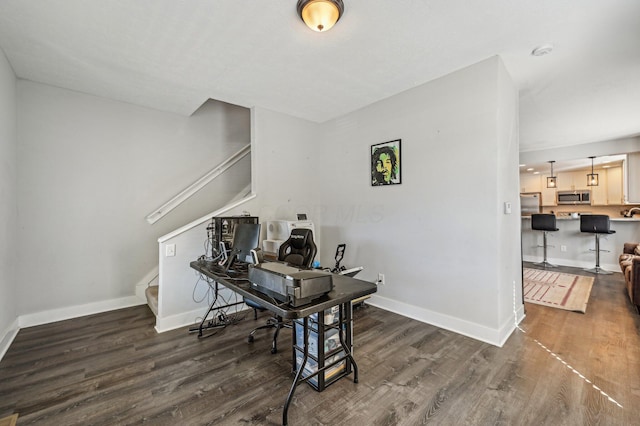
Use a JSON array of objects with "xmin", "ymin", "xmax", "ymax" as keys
[{"xmin": 292, "ymin": 303, "xmax": 353, "ymax": 391}]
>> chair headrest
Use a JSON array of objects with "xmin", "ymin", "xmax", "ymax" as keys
[{"xmin": 289, "ymin": 228, "xmax": 313, "ymax": 249}]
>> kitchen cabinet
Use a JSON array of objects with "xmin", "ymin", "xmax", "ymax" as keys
[
  {"xmin": 607, "ymin": 166, "xmax": 623, "ymax": 205},
  {"xmin": 555, "ymin": 171, "xmax": 570, "ymax": 191},
  {"xmin": 591, "ymin": 167, "xmax": 608, "ymax": 206},
  {"xmin": 540, "ymin": 173, "xmax": 557, "ymax": 206},
  {"xmin": 520, "ymin": 173, "xmax": 540, "ymax": 193},
  {"xmin": 557, "ymin": 170, "xmax": 590, "ymax": 191},
  {"xmin": 580, "ymin": 166, "xmax": 622, "ymax": 206},
  {"xmin": 624, "ymin": 152, "xmax": 640, "ymax": 204}
]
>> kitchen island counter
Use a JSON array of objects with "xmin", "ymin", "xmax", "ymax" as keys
[
  {"xmin": 522, "ymin": 216, "xmax": 640, "ymax": 222},
  {"xmin": 522, "ymin": 216, "xmax": 640, "ymax": 270}
]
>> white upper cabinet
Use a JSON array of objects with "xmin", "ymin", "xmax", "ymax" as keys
[
  {"xmin": 607, "ymin": 166, "xmax": 623, "ymax": 205},
  {"xmin": 520, "ymin": 154, "xmax": 630, "ymax": 205},
  {"xmin": 555, "ymin": 165, "xmax": 623, "ymax": 205},
  {"xmin": 590, "ymin": 168, "xmax": 608, "ymax": 205},
  {"xmin": 540, "ymin": 173, "xmax": 557, "ymax": 206},
  {"xmin": 624, "ymin": 152, "xmax": 640, "ymax": 204},
  {"xmin": 520, "ymin": 173, "xmax": 540, "ymax": 193},
  {"xmin": 556, "ymin": 170, "xmax": 589, "ymax": 191}
]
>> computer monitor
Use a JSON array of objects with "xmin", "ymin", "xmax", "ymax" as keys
[{"xmin": 230, "ymin": 223, "xmax": 261, "ymax": 265}]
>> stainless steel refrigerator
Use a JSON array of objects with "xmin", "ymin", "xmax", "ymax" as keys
[{"xmin": 520, "ymin": 193, "xmax": 541, "ymax": 216}]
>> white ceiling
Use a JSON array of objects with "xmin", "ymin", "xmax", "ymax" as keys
[
  {"xmin": 1, "ymin": 0, "xmax": 639, "ymax": 151},
  {"xmin": 520, "ymin": 154, "xmax": 627, "ymax": 176}
]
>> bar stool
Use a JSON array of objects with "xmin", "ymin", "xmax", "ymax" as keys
[
  {"xmin": 531, "ymin": 214, "xmax": 559, "ymax": 268},
  {"xmin": 580, "ymin": 214, "xmax": 616, "ymax": 274}
]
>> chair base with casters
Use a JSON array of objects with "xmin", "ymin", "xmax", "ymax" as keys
[
  {"xmin": 531, "ymin": 214, "xmax": 559, "ymax": 268},
  {"xmin": 581, "ymin": 214, "xmax": 616, "ymax": 274},
  {"xmin": 247, "ymin": 314, "xmax": 292, "ymax": 354},
  {"xmin": 245, "ymin": 298, "xmax": 292, "ymax": 354}
]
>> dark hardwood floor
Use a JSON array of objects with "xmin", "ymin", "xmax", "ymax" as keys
[{"xmin": 2, "ymin": 264, "xmax": 640, "ymax": 425}]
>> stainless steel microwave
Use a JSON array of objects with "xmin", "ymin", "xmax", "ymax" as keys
[{"xmin": 557, "ymin": 190, "xmax": 591, "ymax": 205}]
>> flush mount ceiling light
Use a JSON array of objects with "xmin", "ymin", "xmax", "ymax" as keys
[
  {"xmin": 587, "ymin": 156, "xmax": 599, "ymax": 186},
  {"xmin": 547, "ymin": 160, "xmax": 557, "ymax": 188},
  {"xmin": 297, "ymin": 0, "xmax": 344, "ymax": 32}
]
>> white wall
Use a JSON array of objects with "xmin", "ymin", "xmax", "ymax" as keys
[
  {"xmin": 158, "ymin": 56, "xmax": 523, "ymax": 345},
  {"xmin": 155, "ymin": 108, "xmax": 321, "ymax": 331},
  {"xmin": 310, "ymin": 56, "xmax": 522, "ymax": 345},
  {"xmin": 496, "ymin": 59, "xmax": 524, "ymax": 332},
  {"xmin": 16, "ymin": 82, "xmax": 250, "ymax": 323},
  {"xmin": 0, "ymin": 48, "xmax": 18, "ymax": 356}
]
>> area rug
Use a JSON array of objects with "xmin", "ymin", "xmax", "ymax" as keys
[
  {"xmin": 523, "ymin": 268, "xmax": 594, "ymax": 313},
  {"xmin": 0, "ymin": 414, "xmax": 18, "ymax": 426}
]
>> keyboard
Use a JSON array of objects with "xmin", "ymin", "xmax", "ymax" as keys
[
  {"xmin": 206, "ymin": 260, "xmax": 250, "ymax": 277},
  {"xmin": 207, "ymin": 263, "xmax": 230, "ymax": 276}
]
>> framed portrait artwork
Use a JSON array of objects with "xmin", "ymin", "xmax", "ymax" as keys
[{"xmin": 371, "ymin": 139, "xmax": 401, "ymax": 186}]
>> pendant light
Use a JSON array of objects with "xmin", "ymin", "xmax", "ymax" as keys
[
  {"xmin": 297, "ymin": 0, "xmax": 344, "ymax": 32},
  {"xmin": 546, "ymin": 160, "xmax": 557, "ymax": 188},
  {"xmin": 587, "ymin": 156, "xmax": 599, "ymax": 186}
]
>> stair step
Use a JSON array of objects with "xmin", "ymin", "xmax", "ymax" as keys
[{"xmin": 145, "ymin": 285, "xmax": 159, "ymax": 316}]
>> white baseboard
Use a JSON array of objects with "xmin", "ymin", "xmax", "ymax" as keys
[
  {"xmin": 0, "ymin": 318, "xmax": 20, "ymax": 362},
  {"xmin": 497, "ymin": 303, "xmax": 527, "ymax": 347},
  {"xmin": 18, "ymin": 296, "xmax": 146, "ymax": 329},
  {"xmin": 1, "ymin": 296, "xmax": 148, "ymax": 362},
  {"xmin": 367, "ymin": 294, "xmax": 522, "ymax": 347},
  {"xmin": 522, "ymin": 255, "xmax": 619, "ymax": 273},
  {"xmin": 515, "ymin": 303, "xmax": 526, "ymax": 325},
  {"xmin": 155, "ymin": 304, "xmax": 251, "ymax": 333}
]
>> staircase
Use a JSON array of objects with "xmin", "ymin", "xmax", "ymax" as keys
[{"xmin": 143, "ymin": 144, "xmax": 253, "ymax": 317}]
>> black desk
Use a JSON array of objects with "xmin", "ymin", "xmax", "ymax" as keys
[{"xmin": 189, "ymin": 260, "xmax": 377, "ymax": 426}]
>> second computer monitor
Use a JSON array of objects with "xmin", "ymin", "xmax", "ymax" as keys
[{"xmin": 232, "ymin": 223, "xmax": 261, "ymax": 264}]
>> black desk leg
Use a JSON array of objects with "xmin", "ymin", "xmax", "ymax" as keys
[
  {"xmin": 187, "ymin": 280, "xmax": 244, "ymax": 337},
  {"xmin": 188, "ymin": 286, "xmax": 219, "ymax": 337},
  {"xmin": 339, "ymin": 302, "xmax": 358, "ymax": 383},
  {"xmin": 283, "ymin": 317, "xmax": 308, "ymax": 426}
]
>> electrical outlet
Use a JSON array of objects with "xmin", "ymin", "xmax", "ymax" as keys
[
  {"xmin": 378, "ymin": 273, "xmax": 385, "ymax": 285},
  {"xmin": 561, "ymin": 245, "xmax": 567, "ymax": 252},
  {"xmin": 166, "ymin": 244, "xmax": 176, "ymax": 257}
]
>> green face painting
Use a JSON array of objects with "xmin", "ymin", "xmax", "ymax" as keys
[{"xmin": 376, "ymin": 153, "xmax": 393, "ymax": 183}]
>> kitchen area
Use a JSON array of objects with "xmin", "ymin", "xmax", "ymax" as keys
[{"xmin": 521, "ymin": 151, "xmax": 640, "ymax": 271}]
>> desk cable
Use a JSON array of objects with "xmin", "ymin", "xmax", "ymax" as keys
[{"xmin": 192, "ymin": 272, "xmax": 247, "ymax": 330}]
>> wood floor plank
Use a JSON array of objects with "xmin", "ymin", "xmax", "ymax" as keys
[{"xmin": 2, "ymin": 262, "xmax": 640, "ymax": 424}]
